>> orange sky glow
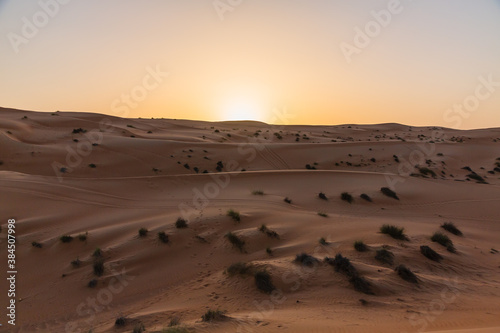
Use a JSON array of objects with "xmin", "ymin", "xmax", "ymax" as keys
[{"xmin": 1, "ymin": 0, "xmax": 499, "ymax": 129}]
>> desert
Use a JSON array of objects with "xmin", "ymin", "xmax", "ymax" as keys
[
  {"xmin": 1, "ymin": 107, "xmax": 499, "ymax": 332},
  {"xmin": 2, "ymin": 2, "xmax": 500, "ymax": 332}
]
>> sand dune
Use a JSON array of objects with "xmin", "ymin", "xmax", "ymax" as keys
[{"xmin": 1, "ymin": 107, "xmax": 499, "ymax": 332}]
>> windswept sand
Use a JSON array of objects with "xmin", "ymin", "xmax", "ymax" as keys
[{"xmin": 1, "ymin": 107, "xmax": 500, "ymax": 332}]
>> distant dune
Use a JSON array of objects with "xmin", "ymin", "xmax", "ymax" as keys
[{"xmin": 1, "ymin": 107, "xmax": 499, "ymax": 332}]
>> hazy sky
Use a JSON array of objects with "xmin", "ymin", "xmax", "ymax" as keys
[{"xmin": 1, "ymin": 0, "xmax": 499, "ymax": 129}]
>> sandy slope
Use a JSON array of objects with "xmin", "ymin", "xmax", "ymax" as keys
[{"xmin": 0, "ymin": 107, "xmax": 499, "ymax": 333}]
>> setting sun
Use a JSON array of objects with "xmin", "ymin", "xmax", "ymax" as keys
[{"xmin": 221, "ymin": 97, "xmax": 265, "ymax": 122}]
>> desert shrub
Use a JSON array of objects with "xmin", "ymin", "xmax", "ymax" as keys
[
  {"xmin": 77, "ymin": 233, "xmax": 87, "ymax": 241},
  {"xmin": 395, "ymin": 265, "xmax": 418, "ymax": 283},
  {"xmin": 258, "ymin": 224, "xmax": 267, "ymax": 232},
  {"xmin": 88, "ymin": 279, "xmax": 98, "ymax": 288},
  {"xmin": 254, "ymin": 270, "xmax": 276, "ymax": 293},
  {"xmin": 252, "ymin": 190, "xmax": 264, "ymax": 195},
  {"xmin": 360, "ymin": 193, "xmax": 372, "ymax": 202},
  {"xmin": 266, "ymin": 247, "xmax": 273, "ymax": 255},
  {"xmin": 318, "ymin": 192, "xmax": 328, "ymax": 200},
  {"xmin": 319, "ymin": 237, "xmax": 328, "ymax": 245},
  {"xmin": 467, "ymin": 173, "xmax": 485, "ymax": 182},
  {"xmin": 305, "ymin": 164, "xmax": 316, "ymax": 170},
  {"xmin": 225, "ymin": 232, "xmax": 245, "ymax": 252},
  {"xmin": 158, "ymin": 231, "xmax": 169, "ymax": 243},
  {"xmin": 175, "ymin": 217, "xmax": 188, "ymax": 229},
  {"xmin": 341, "ymin": 192, "xmax": 354, "ymax": 203},
  {"xmin": 420, "ymin": 245, "xmax": 443, "ymax": 262},
  {"xmin": 227, "ymin": 209, "xmax": 241, "ymax": 222},
  {"xmin": 380, "ymin": 187, "xmax": 399, "ymax": 200},
  {"xmin": 226, "ymin": 262, "xmax": 252, "ymax": 276},
  {"xmin": 317, "ymin": 212, "xmax": 328, "ymax": 217},
  {"xmin": 431, "ymin": 232, "xmax": 451, "ymax": 246},
  {"xmin": 325, "ymin": 254, "xmax": 357, "ymax": 277},
  {"xmin": 88, "ymin": 163, "xmax": 96, "ymax": 168},
  {"xmin": 60, "ymin": 235, "xmax": 73, "ymax": 243},
  {"xmin": 375, "ymin": 249, "xmax": 394, "ymax": 265},
  {"xmin": 31, "ymin": 241, "xmax": 42, "ymax": 248},
  {"xmin": 115, "ymin": 316, "xmax": 126, "ymax": 326},
  {"xmin": 431, "ymin": 232, "xmax": 455, "ymax": 252},
  {"xmin": 93, "ymin": 259, "xmax": 104, "ymax": 276},
  {"xmin": 92, "ymin": 248, "xmax": 102, "ymax": 258},
  {"xmin": 441, "ymin": 222, "xmax": 463, "ymax": 236},
  {"xmin": 354, "ymin": 241, "xmax": 368, "ymax": 252},
  {"xmin": 201, "ymin": 309, "xmax": 227, "ymax": 322},
  {"xmin": 325, "ymin": 254, "xmax": 373, "ymax": 294},
  {"xmin": 419, "ymin": 167, "xmax": 437, "ymax": 178},
  {"xmin": 138, "ymin": 228, "xmax": 148, "ymax": 237},
  {"xmin": 258, "ymin": 225, "xmax": 279, "ymax": 239},
  {"xmin": 284, "ymin": 197, "xmax": 292, "ymax": 204},
  {"xmin": 350, "ymin": 275, "xmax": 374, "ymax": 294},
  {"xmin": 72, "ymin": 128, "xmax": 87, "ymax": 134},
  {"xmin": 92, "ymin": 248, "xmax": 103, "ymax": 259},
  {"xmin": 71, "ymin": 258, "xmax": 82, "ymax": 267},
  {"xmin": 380, "ymin": 225, "xmax": 408, "ymax": 240},
  {"xmin": 294, "ymin": 253, "xmax": 319, "ymax": 267}
]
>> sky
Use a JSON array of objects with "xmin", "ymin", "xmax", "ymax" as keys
[{"xmin": 1, "ymin": 0, "xmax": 499, "ymax": 129}]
